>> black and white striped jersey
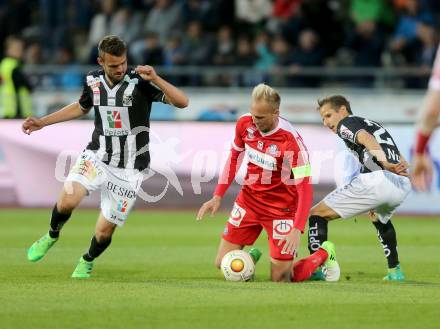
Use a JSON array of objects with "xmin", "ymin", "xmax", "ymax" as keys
[
  {"xmin": 336, "ymin": 115, "xmax": 402, "ymax": 173},
  {"xmin": 78, "ymin": 68, "xmax": 166, "ymax": 171}
]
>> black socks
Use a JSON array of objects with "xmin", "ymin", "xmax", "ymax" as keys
[
  {"xmin": 49, "ymin": 204, "xmax": 71, "ymax": 238},
  {"xmin": 83, "ymin": 235, "xmax": 112, "ymax": 262},
  {"xmin": 373, "ymin": 220, "xmax": 399, "ymax": 269},
  {"xmin": 308, "ymin": 215, "xmax": 328, "ymax": 253}
]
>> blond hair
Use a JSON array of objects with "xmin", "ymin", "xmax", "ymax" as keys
[{"xmin": 251, "ymin": 83, "xmax": 281, "ymax": 110}]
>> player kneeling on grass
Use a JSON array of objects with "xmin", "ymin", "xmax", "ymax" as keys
[
  {"xmin": 197, "ymin": 83, "xmax": 340, "ymax": 282},
  {"xmin": 307, "ymin": 95, "xmax": 410, "ymax": 281},
  {"xmin": 22, "ymin": 35, "xmax": 188, "ymax": 278}
]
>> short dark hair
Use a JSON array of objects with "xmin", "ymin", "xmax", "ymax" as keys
[
  {"xmin": 317, "ymin": 95, "xmax": 352, "ymax": 114},
  {"xmin": 98, "ymin": 35, "xmax": 127, "ymax": 58}
]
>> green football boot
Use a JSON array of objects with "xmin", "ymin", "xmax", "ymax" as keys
[
  {"xmin": 309, "ymin": 267, "xmax": 326, "ymax": 281},
  {"xmin": 321, "ymin": 241, "xmax": 340, "ymax": 282},
  {"xmin": 383, "ymin": 264, "xmax": 405, "ymax": 282},
  {"xmin": 248, "ymin": 247, "xmax": 262, "ymax": 264},
  {"xmin": 71, "ymin": 257, "xmax": 94, "ymax": 278},
  {"xmin": 27, "ymin": 233, "xmax": 58, "ymax": 262}
]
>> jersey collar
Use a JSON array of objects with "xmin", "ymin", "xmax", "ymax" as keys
[{"xmin": 259, "ymin": 118, "xmax": 280, "ymax": 137}]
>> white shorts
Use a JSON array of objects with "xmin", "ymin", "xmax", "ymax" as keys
[
  {"xmin": 323, "ymin": 170, "xmax": 411, "ymax": 224},
  {"xmin": 65, "ymin": 150, "xmax": 144, "ymax": 226}
]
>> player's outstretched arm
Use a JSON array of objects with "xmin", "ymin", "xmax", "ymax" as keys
[
  {"xmin": 356, "ymin": 130, "xmax": 409, "ymax": 176},
  {"xmin": 196, "ymin": 195, "xmax": 221, "ymax": 221},
  {"xmin": 417, "ymin": 89, "xmax": 440, "ymax": 138},
  {"xmin": 22, "ymin": 102, "xmax": 86, "ymax": 135},
  {"xmin": 134, "ymin": 65, "xmax": 189, "ymax": 108}
]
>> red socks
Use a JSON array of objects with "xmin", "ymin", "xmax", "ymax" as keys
[{"xmin": 291, "ymin": 248, "xmax": 328, "ymax": 282}]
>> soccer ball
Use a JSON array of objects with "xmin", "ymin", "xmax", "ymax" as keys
[{"xmin": 220, "ymin": 250, "xmax": 255, "ymax": 282}]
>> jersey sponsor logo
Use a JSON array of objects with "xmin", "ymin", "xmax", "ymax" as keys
[
  {"xmin": 340, "ymin": 124, "xmax": 354, "ymax": 141},
  {"xmin": 272, "ymin": 220, "xmax": 294, "ymax": 239},
  {"xmin": 107, "ymin": 181, "xmax": 136, "ymax": 199},
  {"xmin": 87, "ymin": 76, "xmax": 101, "ymax": 105},
  {"xmin": 246, "ymin": 127, "xmax": 256, "ymax": 139},
  {"xmin": 93, "ymin": 93, "xmax": 100, "ymax": 106},
  {"xmin": 116, "ymin": 200, "xmax": 128, "ymax": 213},
  {"xmin": 245, "ymin": 144, "xmax": 277, "ymax": 171},
  {"xmin": 228, "ymin": 203, "xmax": 246, "ymax": 227},
  {"xmin": 107, "ymin": 111, "xmax": 122, "ymax": 128},
  {"xmin": 99, "ymin": 106, "xmax": 131, "ymax": 136}
]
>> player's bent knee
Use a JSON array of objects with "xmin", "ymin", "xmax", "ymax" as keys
[
  {"xmin": 270, "ymin": 271, "xmax": 290, "ymax": 282},
  {"xmin": 57, "ymin": 197, "xmax": 79, "ymax": 213}
]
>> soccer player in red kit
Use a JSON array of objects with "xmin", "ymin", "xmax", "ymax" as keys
[
  {"xmin": 412, "ymin": 44, "xmax": 440, "ymax": 191},
  {"xmin": 197, "ymin": 84, "xmax": 340, "ymax": 282}
]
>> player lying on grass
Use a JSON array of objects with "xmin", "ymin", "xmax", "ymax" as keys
[
  {"xmin": 308, "ymin": 95, "xmax": 410, "ymax": 281},
  {"xmin": 197, "ymin": 83, "xmax": 340, "ymax": 282}
]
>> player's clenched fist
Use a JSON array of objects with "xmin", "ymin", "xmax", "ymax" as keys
[
  {"xmin": 22, "ymin": 116, "xmax": 44, "ymax": 135},
  {"xmin": 134, "ymin": 65, "xmax": 158, "ymax": 81}
]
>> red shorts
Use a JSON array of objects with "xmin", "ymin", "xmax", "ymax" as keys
[{"xmin": 222, "ymin": 199, "xmax": 295, "ymax": 261}]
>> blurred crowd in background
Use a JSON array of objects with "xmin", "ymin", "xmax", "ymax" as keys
[{"xmin": 1, "ymin": 0, "xmax": 440, "ymax": 89}]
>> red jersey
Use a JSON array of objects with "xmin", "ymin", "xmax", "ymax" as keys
[{"xmin": 215, "ymin": 114, "xmax": 313, "ymax": 232}]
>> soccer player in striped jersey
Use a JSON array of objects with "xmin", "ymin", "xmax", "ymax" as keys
[
  {"xmin": 308, "ymin": 95, "xmax": 410, "ymax": 281},
  {"xmin": 412, "ymin": 44, "xmax": 440, "ymax": 191},
  {"xmin": 23, "ymin": 35, "xmax": 188, "ymax": 278},
  {"xmin": 197, "ymin": 84, "xmax": 340, "ymax": 282}
]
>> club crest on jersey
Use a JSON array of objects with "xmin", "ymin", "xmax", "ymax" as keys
[
  {"xmin": 123, "ymin": 94, "xmax": 133, "ymax": 106},
  {"xmin": 267, "ymin": 144, "xmax": 279, "ymax": 155},
  {"xmin": 246, "ymin": 128, "xmax": 256, "ymax": 139},
  {"xmin": 340, "ymin": 124, "xmax": 354, "ymax": 141},
  {"xmin": 257, "ymin": 141, "xmax": 264, "ymax": 150}
]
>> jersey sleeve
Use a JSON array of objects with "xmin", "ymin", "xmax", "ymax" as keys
[
  {"xmin": 139, "ymin": 78, "xmax": 166, "ymax": 103},
  {"xmin": 231, "ymin": 116, "xmax": 246, "ymax": 151},
  {"xmin": 78, "ymin": 77, "xmax": 93, "ymax": 111},
  {"xmin": 337, "ymin": 117, "xmax": 364, "ymax": 145},
  {"xmin": 214, "ymin": 118, "xmax": 247, "ymax": 197},
  {"xmin": 286, "ymin": 135, "xmax": 313, "ymax": 232}
]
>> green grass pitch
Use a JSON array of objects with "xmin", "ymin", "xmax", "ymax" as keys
[{"xmin": 0, "ymin": 209, "xmax": 439, "ymax": 329}]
